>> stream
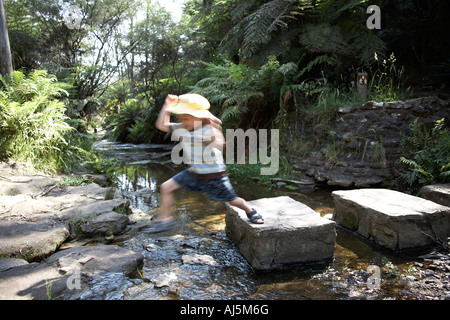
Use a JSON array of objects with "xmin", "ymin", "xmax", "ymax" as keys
[{"xmin": 93, "ymin": 140, "xmax": 423, "ymax": 300}]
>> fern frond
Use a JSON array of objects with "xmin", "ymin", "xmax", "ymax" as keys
[
  {"xmin": 278, "ymin": 61, "xmax": 298, "ymax": 76},
  {"xmin": 333, "ymin": 0, "xmax": 371, "ymax": 21},
  {"xmin": 230, "ymin": 0, "xmax": 258, "ymax": 23},
  {"xmin": 440, "ymin": 162, "xmax": 450, "ymax": 179},
  {"xmin": 348, "ymin": 27, "xmax": 387, "ymax": 64},
  {"xmin": 221, "ymin": 0, "xmax": 298, "ymax": 59},
  {"xmin": 300, "ymin": 23, "xmax": 351, "ymax": 56},
  {"xmin": 297, "ymin": 54, "xmax": 336, "ymax": 78}
]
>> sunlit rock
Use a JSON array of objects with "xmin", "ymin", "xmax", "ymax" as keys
[
  {"xmin": 419, "ymin": 184, "xmax": 450, "ymax": 207},
  {"xmin": 225, "ymin": 196, "xmax": 336, "ymax": 270},
  {"xmin": 332, "ymin": 188, "xmax": 450, "ymax": 252}
]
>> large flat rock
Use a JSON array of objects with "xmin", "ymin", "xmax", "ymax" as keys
[
  {"xmin": 419, "ymin": 184, "xmax": 450, "ymax": 207},
  {"xmin": 0, "ymin": 218, "xmax": 69, "ymax": 261},
  {"xmin": 0, "ymin": 181, "xmax": 130, "ymax": 261},
  {"xmin": 332, "ymin": 189, "xmax": 450, "ymax": 252},
  {"xmin": 225, "ymin": 196, "xmax": 336, "ymax": 270},
  {"xmin": 0, "ymin": 245, "xmax": 144, "ymax": 300}
]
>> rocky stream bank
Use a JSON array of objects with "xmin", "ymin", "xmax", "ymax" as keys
[{"xmin": 0, "ymin": 162, "xmax": 148, "ymax": 299}]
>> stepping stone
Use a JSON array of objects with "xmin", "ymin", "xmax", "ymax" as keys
[
  {"xmin": 419, "ymin": 184, "xmax": 450, "ymax": 207},
  {"xmin": 332, "ymin": 189, "xmax": 450, "ymax": 252},
  {"xmin": 225, "ymin": 196, "xmax": 336, "ymax": 270}
]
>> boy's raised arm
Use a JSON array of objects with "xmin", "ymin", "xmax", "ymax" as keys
[
  {"xmin": 155, "ymin": 95, "xmax": 178, "ymax": 133},
  {"xmin": 207, "ymin": 118, "xmax": 225, "ymax": 149}
]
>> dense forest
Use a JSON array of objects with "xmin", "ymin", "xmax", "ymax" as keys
[{"xmin": 0, "ymin": 0, "xmax": 449, "ymax": 187}]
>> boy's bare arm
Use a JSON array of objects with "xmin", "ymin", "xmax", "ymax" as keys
[
  {"xmin": 155, "ymin": 95, "xmax": 178, "ymax": 133},
  {"xmin": 207, "ymin": 119, "xmax": 225, "ymax": 149}
]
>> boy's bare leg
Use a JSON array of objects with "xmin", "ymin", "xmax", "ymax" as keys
[
  {"xmin": 229, "ymin": 197, "xmax": 264, "ymax": 224},
  {"xmin": 157, "ymin": 178, "xmax": 181, "ymax": 221},
  {"xmin": 228, "ymin": 197, "xmax": 252, "ymax": 213},
  {"xmin": 141, "ymin": 179, "xmax": 181, "ymax": 233}
]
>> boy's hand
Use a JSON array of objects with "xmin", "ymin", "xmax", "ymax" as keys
[
  {"xmin": 156, "ymin": 95, "xmax": 177, "ymax": 133},
  {"xmin": 207, "ymin": 117, "xmax": 222, "ymax": 131},
  {"xmin": 164, "ymin": 94, "xmax": 178, "ymax": 108},
  {"xmin": 208, "ymin": 115, "xmax": 222, "ymax": 125},
  {"xmin": 207, "ymin": 117, "xmax": 225, "ymax": 147}
]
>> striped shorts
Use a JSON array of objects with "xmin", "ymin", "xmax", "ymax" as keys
[{"xmin": 172, "ymin": 169, "xmax": 238, "ymax": 202}]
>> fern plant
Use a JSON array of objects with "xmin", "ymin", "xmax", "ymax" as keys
[
  {"xmin": 192, "ymin": 59, "xmax": 259, "ymax": 127},
  {"xmin": 0, "ymin": 70, "xmax": 76, "ymax": 172},
  {"xmin": 400, "ymin": 118, "xmax": 450, "ymax": 192},
  {"xmin": 191, "ymin": 55, "xmax": 297, "ymax": 129},
  {"xmin": 216, "ymin": 0, "xmax": 386, "ymax": 67},
  {"xmin": 108, "ymin": 98, "xmax": 145, "ymax": 143},
  {"xmin": 220, "ymin": 0, "xmax": 300, "ymax": 61}
]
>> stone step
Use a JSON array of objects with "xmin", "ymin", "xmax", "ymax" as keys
[
  {"xmin": 332, "ymin": 188, "xmax": 450, "ymax": 252},
  {"xmin": 419, "ymin": 184, "xmax": 450, "ymax": 207},
  {"xmin": 225, "ymin": 196, "xmax": 336, "ymax": 270}
]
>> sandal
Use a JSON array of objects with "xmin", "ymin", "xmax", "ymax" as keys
[
  {"xmin": 141, "ymin": 219, "xmax": 175, "ymax": 234},
  {"xmin": 246, "ymin": 208, "xmax": 264, "ymax": 224}
]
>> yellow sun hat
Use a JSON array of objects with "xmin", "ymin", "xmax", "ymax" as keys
[{"xmin": 165, "ymin": 93, "xmax": 213, "ymax": 119}]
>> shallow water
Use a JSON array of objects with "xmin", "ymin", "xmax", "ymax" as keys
[{"xmin": 92, "ymin": 141, "xmax": 424, "ymax": 300}]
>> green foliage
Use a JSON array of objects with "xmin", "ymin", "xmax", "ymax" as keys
[
  {"xmin": 0, "ymin": 70, "xmax": 74, "ymax": 171},
  {"xmin": 192, "ymin": 59, "xmax": 260, "ymax": 128},
  {"xmin": 191, "ymin": 55, "xmax": 296, "ymax": 129},
  {"xmin": 206, "ymin": 0, "xmax": 386, "ymax": 69},
  {"xmin": 227, "ymin": 154, "xmax": 293, "ymax": 187},
  {"xmin": 0, "ymin": 69, "xmax": 109, "ymax": 174},
  {"xmin": 369, "ymin": 53, "xmax": 407, "ymax": 101},
  {"xmin": 227, "ymin": 162, "xmax": 272, "ymax": 186},
  {"xmin": 82, "ymin": 152, "xmax": 120, "ymax": 186},
  {"xmin": 57, "ymin": 174, "xmax": 93, "ymax": 186},
  {"xmin": 106, "ymin": 97, "xmax": 160, "ymax": 144},
  {"xmin": 291, "ymin": 67, "xmax": 365, "ymax": 129},
  {"xmin": 4, "ymin": 0, "xmax": 444, "ymax": 182},
  {"xmin": 222, "ymin": 0, "xmax": 299, "ymax": 60},
  {"xmin": 400, "ymin": 118, "xmax": 450, "ymax": 193},
  {"xmin": 108, "ymin": 99, "xmax": 145, "ymax": 142}
]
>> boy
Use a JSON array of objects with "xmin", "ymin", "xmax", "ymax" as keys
[{"xmin": 141, "ymin": 93, "xmax": 264, "ymax": 234}]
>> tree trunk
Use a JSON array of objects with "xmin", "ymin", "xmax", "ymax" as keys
[{"xmin": 0, "ymin": 0, "xmax": 13, "ymax": 76}]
